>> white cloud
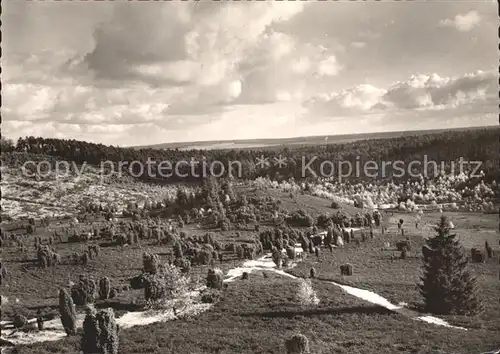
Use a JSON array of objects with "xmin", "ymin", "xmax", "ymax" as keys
[
  {"xmin": 81, "ymin": 2, "xmax": 307, "ymax": 88},
  {"xmin": 305, "ymin": 70, "xmax": 497, "ymax": 120},
  {"xmin": 439, "ymin": 11, "xmax": 481, "ymax": 32},
  {"xmin": 382, "ymin": 70, "xmax": 495, "ymax": 110},
  {"xmin": 350, "ymin": 41, "xmax": 366, "ymax": 49},
  {"xmin": 305, "ymin": 84, "xmax": 386, "ymax": 117},
  {"xmin": 317, "ymin": 56, "xmax": 342, "ymax": 76},
  {"xmin": 2, "ymin": 2, "xmax": 496, "ymax": 145},
  {"xmin": 237, "ymin": 31, "xmax": 342, "ymax": 104}
]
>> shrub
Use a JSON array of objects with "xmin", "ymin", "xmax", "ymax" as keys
[
  {"xmin": 173, "ymin": 257, "xmax": 191, "ymax": 273},
  {"xmin": 37, "ymin": 311, "xmax": 44, "ymax": 330},
  {"xmin": 203, "ymin": 233, "xmax": 215, "ymax": 245},
  {"xmin": 59, "ymin": 288, "xmax": 77, "ymax": 336},
  {"xmin": 13, "ymin": 314, "xmax": 27, "ymax": 329},
  {"xmin": 206, "ymin": 268, "xmax": 224, "ymax": 290},
  {"xmin": 272, "ymin": 247, "xmax": 282, "ymax": 268},
  {"xmin": 213, "ymin": 240, "xmax": 224, "ymax": 251},
  {"xmin": 1, "ymin": 260, "xmax": 7, "ymax": 284},
  {"xmin": 242, "ymin": 245, "xmax": 255, "ymax": 260},
  {"xmin": 173, "ymin": 242, "xmax": 183, "ymax": 259},
  {"xmin": 144, "ymin": 276, "xmax": 167, "ymax": 302},
  {"xmin": 235, "ymin": 244, "xmax": 244, "ymax": 260},
  {"xmin": 88, "ymin": 244, "xmax": 100, "ymax": 259},
  {"xmin": 316, "ymin": 213, "xmax": 333, "ymax": 228},
  {"xmin": 396, "ymin": 240, "xmax": 411, "ymax": 251},
  {"xmin": 241, "ymin": 272, "xmax": 249, "ymax": 280},
  {"xmin": 27, "ymin": 224, "xmax": 35, "ymax": 234},
  {"xmin": 129, "ymin": 274, "xmax": 149, "ymax": 290},
  {"xmin": 99, "ymin": 277, "xmax": 111, "ymax": 300},
  {"xmin": 200, "ymin": 289, "xmax": 221, "ymax": 304},
  {"xmin": 81, "ymin": 307, "xmax": 119, "ymax": 354},
  {"xmin": 37, "ymin": 245, "xmax": 59, "ymax": 268},
  {"xmin": 82, "ymin": 252, "xmax": 89, "ymax": 265},
  {"xmin": 485, "ymin": 241, "xmax": 493, "ymax": 259},
  {"xmin": 285, "ymin": 333, "xmax": 310, "ymax": 354},
  {"xmin": 286, "ymin": 209, "xmax": 314, "ymax": 227},
  {"xmin": 310, "ymin": 267, "xmax": 316, "ymax": 279},
  {"xmin": 143, "ymin": 252, "xmax": 160, "ymax": 275},
  {"xmin": 295, "ymin": 279, "xmax": 319, "ymax": 306},
  {"xmin": 471, "ymin": 248, "xmax": 485, "ymax": 263},
  {"xmin": 340, "ymin": 263, "xmax": 353, "ymax": 276},
  {"xmin": 197, "ymin": 249, "xmax": 213, "ymax": 265},
  {"xmin": 71, "ymin": 275, "xmax": 97, "ymax": 306},
  {"xmin": 144, "ymin": 264, "xmax": 190, "ymax": 304},
  {"xmin": 219, "ymin": 218, "xmax": 231, "ymax": 231}
]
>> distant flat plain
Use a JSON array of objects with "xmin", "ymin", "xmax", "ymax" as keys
[{"xmin": 133, "ymin": 126, "xmax": 494, "ymax": 151}]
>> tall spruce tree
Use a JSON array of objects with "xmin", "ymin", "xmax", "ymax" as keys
[{"xmin": 419, "ymin": 216, "xmax": 482, "ymax": 315}]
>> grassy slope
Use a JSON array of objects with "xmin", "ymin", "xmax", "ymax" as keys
[
  {"xmin": 289, "ymin": 210, "xmax": 500, "ymax": 348},
  {"xmin": 3, "ymin": 187, "xmax": 499, "ymax": 353},
  {"xmin": 20, "ymin": 275, "xmax": 499, "ymax": 354},
  {"xmin": 238, "ymin": 185, "xmax": 363, "ymax": 218}
]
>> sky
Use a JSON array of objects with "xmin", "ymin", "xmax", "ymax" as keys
[{"xmin": 2, "ymin": 0, "xmax": 498, "ymax": 147}]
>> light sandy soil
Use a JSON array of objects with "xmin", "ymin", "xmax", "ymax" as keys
[{"xmin": 0, "ymin": 250, "xmax": 469, "ymax": 347}]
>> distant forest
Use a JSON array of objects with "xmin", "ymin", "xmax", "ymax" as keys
[{"xmin": 1, "ymin": 127, "xmax": 498, "ymax": 183}]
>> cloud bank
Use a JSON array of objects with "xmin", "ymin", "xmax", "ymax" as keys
[{"xmin": 2, "ymin": 1, "xmax": 496, "ymax": 146}]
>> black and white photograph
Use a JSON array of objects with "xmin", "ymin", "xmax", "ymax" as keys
[{"xmin": 1, "ymin": 1, "xmax": 499, "ymax": 353}]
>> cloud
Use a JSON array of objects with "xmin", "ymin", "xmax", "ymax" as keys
[
  {"xmin": 81, "ymin": 2, "xmax": 307, "ymax": 87},
  {"xmin": 236, "ymin": 31, "xmax": 342, "ymax": 104},
  {"xmin": 67, "ymin": 1, "xmax": 319, "ymax": 114},
  {"xmin": 304, "ymin": 85, "xmax": 386, "ymax": 118},
  {"xmin": 439, "ymin": 11, "xmax": 481, "ymax": 32},
  {"xmin": 350, "ymin": 41, "xmax": 366, "ymax": 49},
  {"xmin": 382, "ymin": 70, "xmax": 495, "ymax": 110},
  {"xmin": 305, "ymin": 70, "xmax": 497, "ymax": 119},
  {"xmin": 2, "ymin": 1, "xmax": 496, "ymax": 146},
  {"xmin": 2, "ymin": 2, "xmax": 324, "ymax": 130}
]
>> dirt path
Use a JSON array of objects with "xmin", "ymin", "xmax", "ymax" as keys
[{"xmin": 0, "ymin": 253, "xmax": 467, "ymax": 348}]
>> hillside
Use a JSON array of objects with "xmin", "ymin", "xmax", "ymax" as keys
[
  {"xmin": 133, "ymin": 126, "xmax": 494, "ymax": 151},
  {"xmin": 1, "ymin": 129, "xmax": 499, "ymax": 354},
  {"xmin": 3, "ymin": 127, "xmax": 498, "ymax": 184},
  {"xmin": 1, "ymin": 181, "xmax": 499, "ymax": 353}
]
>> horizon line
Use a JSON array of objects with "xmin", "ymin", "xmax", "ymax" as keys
[{"xmin": 128, "ymin": 124, "xmax": 497, "ymax": 149}]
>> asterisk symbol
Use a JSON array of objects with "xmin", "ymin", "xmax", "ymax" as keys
[
  {"xmin": 273, "ymin": 155, "xmax": 287, "ymax": 168},
  {"xmin": 256, "ymin": 155, "xmax": 270, "ymax": 169}
]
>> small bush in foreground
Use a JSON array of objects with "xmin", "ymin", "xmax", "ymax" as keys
[
  {"xmin": 295, "ymin": 279, "xmax": 319, "ymax": 306},
  {"xmin": 143, "ymin": 252, "xmax": 160, "ymax": 275},
  {"xmin": 285, "ymin": 333, "xmax": 310, "ymax": 354},
  {"xmin": 98, "ymin": 277, "xmax": 111, "ymax": 300},
  {"xmin": 59, "ymin": 288, "xmax": 77, "ymax": 336},
  {"xmin": 13, "ymin": 314, "xmax": 27, "ymax": 329},
  {"xmin": 81, "ymin": 307, "xmax": 119, "ymax": 354},
  {"xmin": 71, "ymin": 275, "xmax": 97, "ymax": 306},
  {"xmin": 200, "ymin": 289, "xmax": 221, "ymax": 304},
  {"xmin": 206, "ymin": 268, "xmax": 224, "ymax": 290}
]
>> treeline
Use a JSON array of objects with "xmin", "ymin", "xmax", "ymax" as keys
[{"xmin": 1, "ymin": 127, "xmax": 498, "ymax": 183}]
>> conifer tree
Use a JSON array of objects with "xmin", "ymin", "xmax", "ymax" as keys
[{"xmin": 419, "ymin": 216, "xmax": 482, "ymax": 315}]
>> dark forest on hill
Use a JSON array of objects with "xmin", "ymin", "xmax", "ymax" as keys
[{"xmin": 1, "ymin": 127, "xmax": 498, "ymax": 183}]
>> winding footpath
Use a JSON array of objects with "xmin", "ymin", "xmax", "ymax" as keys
[{"xmin": 1, "ymin": 254, "xmax": 466, "ymax": 348}]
